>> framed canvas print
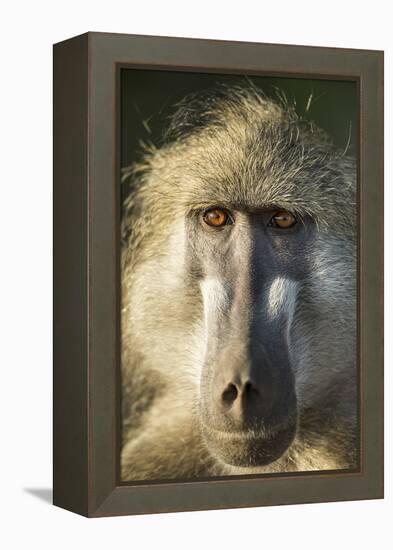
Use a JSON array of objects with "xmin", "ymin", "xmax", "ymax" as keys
[{"xmin": 53, "ymin": 32, "xmax": 384, "ymax": 517}]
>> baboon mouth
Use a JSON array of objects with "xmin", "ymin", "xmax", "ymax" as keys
[{"xmin": 202, "ymin": 422, "xmax": 297, "ymax": 467}]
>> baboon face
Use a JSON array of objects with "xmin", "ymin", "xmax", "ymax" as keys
[
  {"xmin": 155, "ymin": 90, "xmax": 355, "ymax": 469},
  {"xmin": 187, "ymin": 207, "xmax": 316, "ymax": 467},
  {"xmin": 122, "ymin": 87, "xmax": 356, "ymax": 473}
]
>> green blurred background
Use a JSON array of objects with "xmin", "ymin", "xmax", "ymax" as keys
[{"xmin": 121, "ymin": 69, "xmax": 358, "ymax": 200}]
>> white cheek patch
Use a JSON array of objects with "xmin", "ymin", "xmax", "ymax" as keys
[
  {"xmin": 200, "ymin": 278, "xmax": 229, "ymax": 325},
  {"xmin": 267, "ymin": 276, "xmax": 298, "ymax": 321},
  {"xmin": 189, "ymin": 278, "xmax": 229, "ymax": 389}
]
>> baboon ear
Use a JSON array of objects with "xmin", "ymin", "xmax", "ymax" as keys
[{"xmin": 164, "ymin": 87, "xmax": 232, "ymax": 143}]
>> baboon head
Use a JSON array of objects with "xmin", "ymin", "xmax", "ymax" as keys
[{"xmin": 122, "ymin": 86, "xmax": 356, "ymax": 470}]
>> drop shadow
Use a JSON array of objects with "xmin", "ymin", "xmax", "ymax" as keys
[{"xmin": 24, "ymin": 488, "xmax": 53, "ymax": 504}]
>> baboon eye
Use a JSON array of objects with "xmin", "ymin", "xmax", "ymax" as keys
[
  {"xmin": 269, "ymin": 210, "xmax": 297, "ymax": 229},
  {"xmin": 203, "ymin": 208, "xmax": 232, "ymax": 227}
]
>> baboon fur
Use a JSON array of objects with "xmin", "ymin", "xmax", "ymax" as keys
[{"xmin": 121, "ymin": 86, "xmax": 357, "ymax": 481}]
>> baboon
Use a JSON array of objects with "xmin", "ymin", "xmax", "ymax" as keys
[{"xmin": 120, "ymin": 86, "xmax": 357, "ymax": 481}]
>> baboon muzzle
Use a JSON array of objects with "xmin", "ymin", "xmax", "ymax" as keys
[{"xmin": 200, "ymin": 281, "xmax": 298, "ymax": 467}]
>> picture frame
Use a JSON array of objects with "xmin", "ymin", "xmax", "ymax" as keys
[{"xmin": 53, "ymin": 31, "xmax": 384, "ymax": 517}]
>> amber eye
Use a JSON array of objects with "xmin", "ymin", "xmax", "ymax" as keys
[
  {"xmin": 270, "ymin": 210, "xmax": 297, "ymax": 229},
  {"xmin": 203, "ymin": 208, "xmax": 231, "ymax": 227}
]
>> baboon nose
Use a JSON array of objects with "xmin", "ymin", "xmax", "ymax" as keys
[
  {"xmin": 222, "ymin": 381, "xmax": 258, "ymax": 404},
  {"xmin": 221, "ymin": 379, "xmax": 272, "ymax": 423}
]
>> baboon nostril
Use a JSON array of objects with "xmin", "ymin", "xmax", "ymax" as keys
[
  {"xmin": 222, "ymin": 383, "xmax": 238, "ymax": 405},
  {"xmin": 244, "ymin": 381, "xmax": 260, "ymax": 398}
]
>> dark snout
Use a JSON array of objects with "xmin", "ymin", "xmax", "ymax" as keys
[
  {"xmin": 198, "ymin": 221, "xmax": 300, "ymax": 467},
  {"xmin": 202, "ymin": 339, "xmax": 297, "ymax": 467},
  {"xmin": 201, "ymin": 319, "xmax": 297, "ymax": 467},
  {"xmin": 200, "ymin": 257, "xmax": 298, "ymax": 467}
]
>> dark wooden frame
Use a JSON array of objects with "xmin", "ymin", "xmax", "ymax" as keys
[{"xmin": 53, "ymin": 32, "xmax": 384, "ymax": 517}]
